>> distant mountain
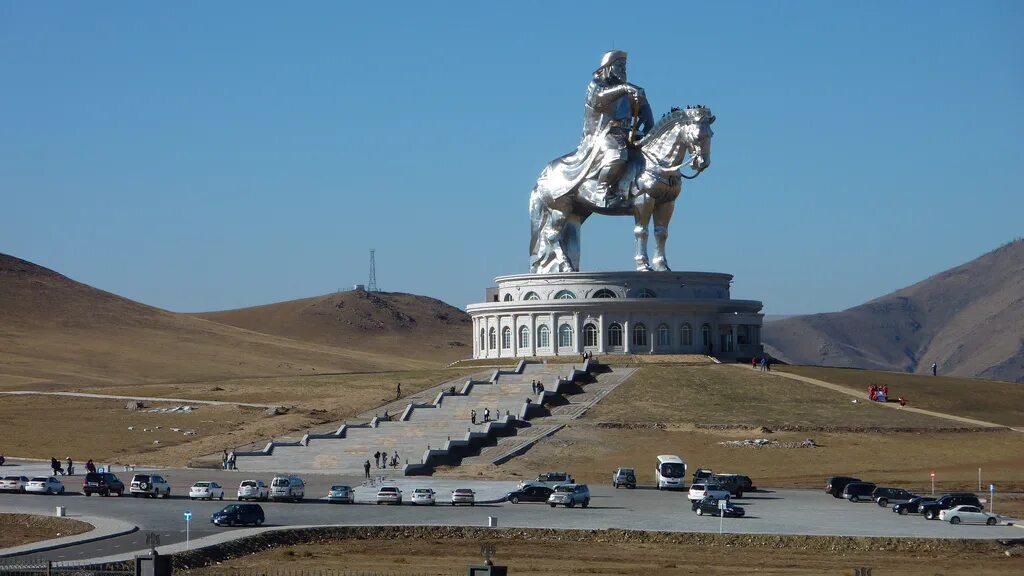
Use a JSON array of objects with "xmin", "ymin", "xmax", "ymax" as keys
[
  {"xmin": 763, "ymin": 240, "xmax": 1024, "ymax": 383},
  {"xmin": 195, "ymin": 290, "xmax": 472, "ymax": 364}
]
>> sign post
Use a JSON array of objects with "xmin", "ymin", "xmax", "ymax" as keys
[
  {"xmin": 989, "ymin": 484, "xmax": 995, "ymax": 514},
  {"xmin": 930, "ymin": 472, "xmax": 935, "ymax": 496},
  {"xmin": 978, "ymin": 468, "xmax": 982, "ymax": 491},
  {"xmin": 719, "ymin": 499, "xmax": 727, "ymax": 534},
  {"xmin": 183, "ymin": 510, "xmax": 192, "ymax": 550}
]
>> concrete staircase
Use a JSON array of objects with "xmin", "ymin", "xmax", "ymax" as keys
[{"xmin": 232, "ymin": 359, "xmax": 599, "ymax": 475}]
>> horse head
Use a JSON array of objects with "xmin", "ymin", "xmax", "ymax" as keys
[{"xmin": 640, "ymin": 105, "xmax": 715, "ymax": 177}]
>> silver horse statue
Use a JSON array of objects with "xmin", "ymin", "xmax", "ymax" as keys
[{"xmin": 529, "ymin": 105, "xmax": 715, "ymax": 273}]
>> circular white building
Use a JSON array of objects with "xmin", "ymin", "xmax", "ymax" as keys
[{"xmin": 467, "ymin": 271, "xmax": 763, "ymax": 360}]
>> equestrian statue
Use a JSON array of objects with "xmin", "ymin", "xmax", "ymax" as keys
[{"xmin": 529, "ymin": 50, "xmax": 715, "ymax": 273}]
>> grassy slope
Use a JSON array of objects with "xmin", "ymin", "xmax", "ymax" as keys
[{"xmin": 0, "ymin": 514, "xmax": 92, "ymax": 548}]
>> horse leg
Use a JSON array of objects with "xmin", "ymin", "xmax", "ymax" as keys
[
  {"xmin": 528, "ymin": 187, "xmax": 548, "ymax": 273},
  {"xmin": 651, "ymin": 199, "xmax": 676, "ymax": 271},
  {"xmin": 564, "ymin": 213, "xmax": 583, "ymax": 271},
  {"xmin": 545, "ymin": 208, "xmax": 574, "ymax": 272},
  {"xmin": 633, "ymin": 195, "xmax": 655, "ymax": 271}
]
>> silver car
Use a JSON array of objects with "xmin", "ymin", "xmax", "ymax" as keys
[
  {"xmin": 451, "ymin": 488, "xmax": 475, "ymax": 506},
  {"xmin": 547, "ymin": 484, "xmax": 590, "ymax": 508},
  {"xmin": 376, "ymin": 486, "xmax": 402, "ymax": 505}
]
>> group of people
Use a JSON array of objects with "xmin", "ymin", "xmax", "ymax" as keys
[
  {"xmin": 531, "ymin": 380, "xmax": 545, "ymax": 394},
  {"xmin": 50, "ymin": 457, "xmax": 74, "ymax": 476},
  {"xmin": 470, "ymin": 407, "xmax": 511, "ymax": 424},
  {"xmin": 373, "ymin": 450, "xmax": 399, "ymax": 469},
  {"xmin": 867, "ymin": 384, "xmax": 907, "ymax": 407},
  {"xmin": 751, "ymin": 357, "xmax": 772, "ymax": 371},
  {"xmin": 580, "ymin": 351, "xmax": 595, "ymax": 360},
  {"xmin": 221, "ymin": 450, "xmax": 237, "ymax": 470}
]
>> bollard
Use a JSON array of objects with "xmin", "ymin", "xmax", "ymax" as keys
[
  {"xmin": 488, "ymin": 516, "xmax": 497, "ymax": 528},
  {"xmin": 55, "ymin": 506, "xmax": 66, "ymax": 517}
]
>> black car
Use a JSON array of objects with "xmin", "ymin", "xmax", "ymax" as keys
[
  {"xmin": 919, "ymin": 493, "xmax": 983, "ymax": 520},
  {"xmin": 692, "ymin": 497, "xmax": 745, "ymax": 518},
  {"xmin": 505, "ymin": 485, "xmax": 553, "ymax": 504},
  {"xmin": 872, "ymin": 487, "xmax": 917, "ymax": 508},
  {"xmin": 825, "ymin": 476, "xmax": 861, "ymax": 499},
  {"xmin": 842, "ymin": 481, "xmax": 877, "ymax": 502},
  {"xmin": 211, "ymin": 503, "xmax": 265, "ymax": 527},
  {"xmin": 892, "ymin": 496, "xmax": 936, "ymax": 515},
  {"xmin": 83, "ymin": 472, "xmax": 124, "ymax": 497}
]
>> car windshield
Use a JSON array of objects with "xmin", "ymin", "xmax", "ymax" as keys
[
  {"xmin": 380, "ymin": 487, "xmax": 397, "ymax": 493},
  {"xmin": 331, "ymin": 486, "xmax": 348, "ymax": 491},
  {"xmin": 194, "ymin": 482, "xmax": 210, "ymax": 488},
  {"xmin": 618, "ymin": 469, "xmax": 634, "ymax": 475},
  {"xmin": 222, "ymin": 505, "xmax": 239, "ymax": 513},
  {"xmin": 133, "ymin": 475, "xmax": 150, "ymax": 482},
  {"xmin": 554, "ymin": 485, "xmax": 574, "ymax": 493},
  {"xmin": 414, "ymin": 489, "xmax": 431, "ymax": 494},
  {"xmin": 241, "ymin": 481, "xmax": 257, "ymax": 487},
  {"xmin": 660, "ymin": 463, "xmax": 685, "ymax": 477},
  {"xmin": 454, "ymin": 489, "xmax": 472, "ymax": 494},
  {"xmin": 272, "ymin": 479, "xmax": 289, "ymax": 486}
]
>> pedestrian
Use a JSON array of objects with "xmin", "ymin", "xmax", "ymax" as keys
[
  {"xmin": 396, "ymin": 382, "xmax": 402, "ymax": 399},
  {"xmin": 383, "ymin": 410, "xmax": 389, "ymax": 421},
  {"xmin": 221, "ymin": 450, "xmax": 228, "ymax": 470},
  {"xmin": 760, "ymin": 357, "xmax": 767, "ymax": 372},
  {"xmin": 393, "ymin": 451, "xmax": 399, "ymax": 468},
  {"xmin": 85, "ymin": 459, "xmax": 96, "ymax": 474},
  {"xmin": 765, "ymin": 358, "xmax": 771, "ymax": 372},
  {"xmin": 931, "ymin": 363, "xmax": 937, "ymax": 376},
  {"xmin": 228, "ymin": 450, "xmax": 236, "ymax": 470},
  {"xmin": 531, "ymin": 380, "xmax": 536, "ymax": 394},
  {"xmin": 484, "ymin": 407, "xmax": 490, "ymax": 422},
  {"xmin": 364, "ymin": 459, "xmax": 371, "ymax": 478},
  {"xmin": 51, "ymin": 457, "xmax": 61, "ymax": 476},
  {"xmin": 538, "ymin": 382, "xmax": 544, "ymax": 394},
  {"xmin": 0, "ymin": 455, "xmax": 4, "ymax": 466},
  {"xmin": 66, "ymin": 457, "xmax": 74, "ymax": 476},
  {"xmin": 899, "ymin": 396, "xmax": 907, "ymax": 408},
  {"xmin": 752, "ymin": 357, "xmax": 758, "ymax": 369},
  {"xmin": 471, "ymin": 409, "xmax": 476, "ymax": 424}
]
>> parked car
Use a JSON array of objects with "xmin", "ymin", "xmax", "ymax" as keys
[
  {"xmin": 692, "ymin": 496, "xmax": 745, "ymax": 517},
  {"xmin": 327, "ymin": 485, "xmax": 355, "ymax": 504},
  {"xmin": 940, "ymin": 505, "xmax": 998, "ymax": 526},
  {"xmin": 270, "ymin": 476, "xmax": 305, "ymax": 502},
  {"xmin": 83, "ymin": 472, "xmax": 124, "ymax": 497},
  {"xmin": 520, "ymin": 471, "xmax": 573, "ymax": 489},
  {"xmin": 892, "ymin": 497, "xmax": 936, "ymax": 515},
  {"xmin": 505, "ymin": 485, "xmax": 553, "ymax": 504},
  {"xmin": 825, "ymin": 476, "xmax": 862, "ymax": 499},
  {"xmin": 189, "ymin": 481, "xmax": 225, "ymax": 501},
  {"xmin": 692, "ymin": 468, "xmax": 714, "ymax": 484},
  {"xmin": 612, "ymin": 467, "xmax": 636, "ymax": 489},
  {"xmin": 25, "ymin": 477, "xmax": 64, "ymax": 495},
  {"xmin": 872, "ymin": 487, "xmax": 917, "ymax": 508},
  {"xmin": 920, "ymin": 493, "xmax": 983, "ymax": 520},
  {"xmin": 842, "ymin": 481, "xmax": 878, "ymax": 502},
  {"xmin": 211, "ymin": 503, "xmax": 265, "ymax": 527},
  {"xmin": 130, "ymin": 474, "xmax": 171, "ymax": 498},
  {"xmin": 688, "ymin": 483, "xmax": 730, "ymax": 502},
  {"xmin": 411, "ymin": 488, "xmax": 436, "ymax": 505},
  {"xmin": 451, "ymin": 488, "xmax": 476, "ymax": 506},
  {"xmin": 547, "ymin": 484, "xmax": 590, "ymax": 508},
  {"xmin": 376, "ymin": 486, "xmax": 402, "ymax": 505},
  {"xmin": 237, "ymin": 479, "xmax": 269, "ymax": 501},
  {"xmin": 0, "ymin": 476, "xmax": 29, "ymax": 493},
  {"xmin": 712, "ymin": 474, "xmax": 747, "ymax": 497}
]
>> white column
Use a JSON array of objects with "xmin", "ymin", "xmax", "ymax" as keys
[
  {"xmin": 551, "ymin": 313, "xmax": 559, "ymax": 356},
  {"xmin": 623, "ymin": 317, "xmax": 631, "ymax": 354},
  {"xmin": 597, "ymin": 313, "xmax": 606, "ymax": 354},
  {"xmin": 473, "ymin": 317, "xmax": 479, "ymax": 358},
  {"xmin": 574, "ymin": 312, "xmax": 582, "ymax": 355},
  {"xmin": 512, "ymin": 315, "xmax": 519, "ymax": 357},
  {"xmin": 530, "ymin": 314, "xmax": 537, "ymax": 356}
]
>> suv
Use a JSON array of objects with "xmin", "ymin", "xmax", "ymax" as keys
[
  {"xmin": 825, "ymin": 476, "xmax": 861, "ymax": 498},
  {"xmin": 892, "ymin": 496, "xmax": 936, "ymax": 515},
  {"xmin": 688, "ymin": 483, "xmax": 731, "ymax": 502},
  {"xmin": 130, "ymin": 474, "xmax": 171, "ymax": 498},
  {"xmin": 920, "ymin": 493, "xmax": 983, "ymax": 520},
  {"xmin": 612, "ymin": 467, "xmax": 636, "ymax": 489},
  {"xmin": 547, "ymin": 484, "xmax": 590, "ymax": 508},
  {"xmin": 842, "ymin": 481, "xmax": 878, "ymax": 502},
  {"xmin": 712, "ymin": 474, "xmax": 747, "ymax": 498},
  {"xmin": 692, "ymin": 468, "xmax": 714, "ymax": 484},
  {"xmin": 872, "ymin": 487, "xmax": 916, "ymax": 508},
  {"xmin": 211, "ymin": 503, "xmax": 265, "ymax": 527},
  {"xmin": 83, "ymin": 472, "xmax": 124, "ymax": 497}
]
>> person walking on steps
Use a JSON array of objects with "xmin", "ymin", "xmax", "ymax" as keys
[
  {"xmin": 396, "ymin": 382, "xmax": 402, "ymax": 399},
  {"xmin": 374, "ymin": 450, "xmax": 381, "ymax": 468}
]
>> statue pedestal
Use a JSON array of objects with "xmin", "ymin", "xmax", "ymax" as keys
[{"xmin": 466, "ymin": 271, "xmax": 763, "ymax": 359}]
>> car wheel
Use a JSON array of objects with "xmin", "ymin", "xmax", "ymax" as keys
[
  {"xmin": 849, "ymin": 495, "xmax": 858, "ymax": 502},
  {"xmin": 987, "ymin": 518, "xmax": 997, "ymax": 526},
  {"xmin": 226, "ymin": 519, "xmax": 233, "ymax": 527},
  {"xmin": 696, "ymin": 508, "xmax": 704, "ymax": 516},
  {"xmin": 925, "ymin": 510, "xmax": 936, "ymax": 520},
  {"xmin": 220, "ymin": 494, "xmax": 224, "ymax": 500},
  {"xmin": 629, "ymin": 484, "xmax": 635, "ymax": 489},
  {"xmin": 132, "ymin": 493, "xmax": 138, "ymax": 498},
  {"xmin": 549, "ymin": 503, "xmax": 556, "ymax": 508},
  {"xmin": 511, "ymin": 496, "xmax": 520, "ymax": 504},
  {"xmin": 582, "ymin": 499, "xmax": 589, "ymax": 508},
  {"xmin": 950, "ymin": 516, "xmax": 961, "ymax": 525},
  {"xmin": 85, "ymin": 492, "xmax": 92, "ymax": 497},
  {"xmin": 257, "ymin": 518, "xmax": 264, "ymax": 526},
  {"xmin": 567, "ymin": 501, "xmax": 575, "ymax": 508},
  {"xmin": 899, "ymin": 508, "xmax": 908, "ymax": 515},
  {"xmin": 60, "ymin": 487, "xmax": 65, "ymax": 494},
  {"xmin": 877, "ymin": 498, "xmax": 888, "ymax": 507},
  {"xmin": 118, "ymin": 489, "xmax": 123, "ymax": 497},
  {"xmin": 736, "ymin": 491, "xmax": 743, "ymax": 499}
]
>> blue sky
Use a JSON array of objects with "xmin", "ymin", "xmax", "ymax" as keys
[{"xmin": 1, "ymin": 1, "xmax": 1020, "ymax": 314}]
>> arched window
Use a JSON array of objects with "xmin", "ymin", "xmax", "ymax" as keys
[
  {"xmin": 524, "ymin": 292, "xmax": 540, "ymax": 301},
  {"xmin": 608, "ymin": 323, "xmax": 623, "ymax": 347},
  {"xmin": 488, "ymin": 327, "xmax": 497, "ymax": 350},
  {"xmin": 518, "ymin": 325, "xmax": 530, "ymax": 349},
  {"xmin": 637, "ymin": 288, "xmax": 657, "ymax": 298},
  {"xmin": 592, "ymin": 289, "xmax": 617, "ymax": 299},
  {"xmin": 501, "ymin": 326, "xmax": 512, "ymax": 349},
  {"xmin": 554, "ymin": 290, "xmax": 577, "ymax": 300},
  {"xmin": 632, "ymin": 322, "xmax": 648, "ymax": 347},
  {"xmin": 701, "ymin": 323, "xmax": 712, "ymax": 348},
  {"xmin": 479, "ymin": 328, "xmax": 485, "ymax": 351},
  {"xmin": 503, "ymin": 293, "xmax": 513, "ymax": 302},
  {"xmin": 680, "ymin": 323, "xmax": 693, "ymax": 346},
  {"xmin": 558, "ymin": 324, "xmax": 573, "ymax": 348},
  {"xmin": 657, "ymin": 323, "xmax": 671, "ymax": 347},
  {"xmin": 583, "ymin": 323, "xmax": 599, "ymax": 347},
  {"xmin": 537, "ymin": 325, "xmax": 551, "ymax": 348}
]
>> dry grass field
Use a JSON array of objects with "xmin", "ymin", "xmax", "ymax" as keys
[
  {"xmin": 776, "ymin": 365, "xmax": 1024, "ymax": 427},
  {"xmin": 0, "ymin": 514, "xmax": 92, "ymax": 548}
]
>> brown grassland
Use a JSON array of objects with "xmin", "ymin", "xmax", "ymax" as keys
[{"xmin": 0, "ymin": 513, "xmax": 92, "ymax": 549}]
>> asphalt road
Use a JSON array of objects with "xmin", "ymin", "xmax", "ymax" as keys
[{"xmin": 1, "ymin": 466, "xmax": 1020, "ymax": 562}]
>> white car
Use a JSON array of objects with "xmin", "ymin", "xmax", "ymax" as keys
[
  {"xmin": 688, "ymin": 483, "xmax": 731, "ymax": 501},
  {"xmin": 189, "ymin": 481, "xmax": 224, "ymax": 500},
  {"xmin": 940, "ymin": 505, "xmax": 999, "ymax": 526},
  {"xmin": 237, "ymin": 479, "xmax": 269, "ymax": 501},
  {"xmin": 0, "ymin": 476, "xmax": 29, "ymax": 493},
  {"xmin": 451, "ymin": 488, "xmax": 476, "ymax": 506},
  {"xmin": 411, "ymin": 488, "xmax": 436, "ymax": 505},
  {"xmin": 376, "ymin": 486, "xmax": 402, "ymax": 505},
  {"xmin": 25, "ymin": 477, "xmax": 64, "ymax": 495}
]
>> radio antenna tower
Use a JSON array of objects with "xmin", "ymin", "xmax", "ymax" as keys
[{"xmin": 367, "ymin": 249, "xmax": 379, "ymax": 292}]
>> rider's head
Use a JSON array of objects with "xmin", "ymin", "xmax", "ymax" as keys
[{"xmin": 594, "ymin": 50, "xmax": 627, "ymax": 83}]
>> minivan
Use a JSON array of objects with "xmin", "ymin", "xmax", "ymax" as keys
[
  {"xmin": 825, "ymin": 476, "xmax": 861, "ymax": 498},
  {"xmin": 211, "ymin": 503, "xmax": 265, "ymax": 527},
  {"xmin": 270, "ymin": 475, "xmax": 305, "ymax": 502},
  {"xmin": 842, "ymin": 481, "xmax": 878, "ymax": 502}
]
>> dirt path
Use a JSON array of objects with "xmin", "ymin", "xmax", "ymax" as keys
[
  {"xmin": 734, "ymin": 365, "xmax": 1007, "ymax": 429},
  {"xmin": 0, "ymin": 391, "xmax": 278, "ymax": 408}
]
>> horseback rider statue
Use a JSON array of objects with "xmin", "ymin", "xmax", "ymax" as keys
[{"xmin": 579, "ymin": 50, "xmax": 654, "ymax": 208}]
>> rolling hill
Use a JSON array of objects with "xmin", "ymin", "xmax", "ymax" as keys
[
  {"xmin": 0, "ymin": 254, "xmax": 466, "ymax": 388},
  {"xmin": 763, "ymin": 239, "xmax": 1024, "ymax": 383}
]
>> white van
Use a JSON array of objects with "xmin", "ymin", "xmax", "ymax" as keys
[
  {"xmin": 655, "ymin": 455, "xmax": 686, "ymax": 490},
  {"xmin": 270, "ymin": 475, "xmax": 305, "ymax": 502}
]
